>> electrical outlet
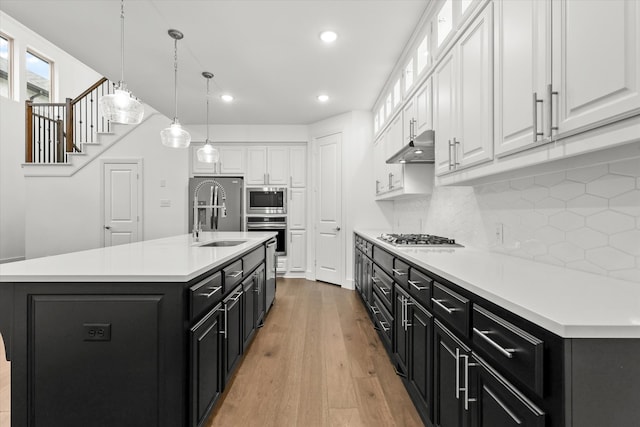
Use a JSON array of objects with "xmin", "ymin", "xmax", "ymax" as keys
[{"xmin": 495, "ymin": 223, "xmax": 504, "ymax": 244}]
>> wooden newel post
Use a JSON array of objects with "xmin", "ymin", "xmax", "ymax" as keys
[
  {"xmin": 25, "ymin": 100, "xmax": 33, "ymax": 163},
  {"xmin": 65, "ymin": 97, "xmax": 73, "ymax": 154}
]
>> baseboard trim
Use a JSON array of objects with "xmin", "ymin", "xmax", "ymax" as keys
[{"xmin": 1, "ymin": 256, "xmax": 25, "ymax": 264}]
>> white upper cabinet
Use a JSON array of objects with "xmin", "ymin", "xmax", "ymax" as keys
[
  {"xmin": 387, "ymin": 114, "xmax": 404, "ymax": 190},
  {"xmin": 218, "ymin": 146, "xmax": 246, "ymax": 175},
  {"xmin": 434, "ymin": 50, "xmax": 457, "ymax": 175},
  {"xmin": 456, "ymin": 2, "xmax": 494, "ymax": 168},
  {"xmin": 246, "ymin": 147, "xmax": 289, "ymax": 186},
  {"xmin": 403, "ymin": 97, "xmax": 417, "ymax": 145},
  {"xmin": 289, "ymin": 146, "xmax": 306, "ymax": 187},
  {"xmin": 415, "ymin": 79, "xmax": 433, "ymax": 136},
  {"xmin": 191, "ymin": 144, "xmax": 246, "ymax": 176},
  {"xmin": 288, "ymin": 188, "xmax": 306, "ymax": 229},
  {"xmin": 246, "ymin": 147, "xmax": 267, "ymax": 185},
  {"xmin": 551, "ymin": 0, "xmax": 640, "ymax": 138},
  {"xmin": 374, "ymin": 136, "xmax": 388, "ymax": 195},
  {"xmin": 494, "ymin": 0, "xmax": 550, "ymax": 156}
]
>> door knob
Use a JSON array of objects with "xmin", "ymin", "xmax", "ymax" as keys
[
  {"xmin": 334, "ymin": 226, "xmax": 341, "ymax": 232},
  {"xmin": 104, "ymin": 226, "xmax": 111, "ymax": 230}
]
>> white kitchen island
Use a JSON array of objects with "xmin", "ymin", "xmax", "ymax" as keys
[{"xmin": 0, "ymin": 231, "xmax": 276, "ymax": 427}]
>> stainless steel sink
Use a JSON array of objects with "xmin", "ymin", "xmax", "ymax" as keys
[{"xmin": 198, "ymin": 240, "xmax": 247, "ymax": 247}]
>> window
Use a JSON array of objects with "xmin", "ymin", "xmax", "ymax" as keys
[
  {"xmin": 417, "ymin": 34, "xmax": 429, "ymax": 75},
  {"xmin": 404, "ymin": 58, "xmax": 414, "ymax": 93},
  {"xmin": 437, "ymin": 0, "xmax": 453, "ymax": 47},
  {"xmin": 26, "ymin": 50, "xmax": 52, "ymax": 101},
  {"xmin": 385, "ymin": 94, "xmax": 392, "ymax": 118},
  {"xmin": 0, "ymin": 34, "xmax": 11, "ymax": 98},
  {"xmin": 393, "ymin": 79, "xmax": 401, "ymax": 107}
]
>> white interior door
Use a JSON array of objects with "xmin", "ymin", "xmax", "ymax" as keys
[
  {"xmin": 103, "ymin": 161, "xmax": 142, "ymax": 247},
  {"xmin": 314, "ymin": 133, "xmax": 342, "ymax": 285}
]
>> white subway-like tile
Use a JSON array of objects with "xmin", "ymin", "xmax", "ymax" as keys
[
  {"xmin": 586, "ymin": 174, "xmax": 635, "ymax": 198},
  {"xmin": 585, "ymin": 211, "xmax": 635, "ymax": 234},
  {"xmin": 586, "ymin": 247, "xmax": 635, "ymax": 270}
]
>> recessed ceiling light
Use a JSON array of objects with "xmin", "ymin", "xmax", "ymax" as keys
[
  {"xmin": 319, "ymin": 31, "xmax": 338, "ymax": 44},
  {"xmin": 414, "ymin": 149, "xmax": 423, "ymax": 154},
  {"xmin": 317, "ymin": 94, "xmax": 329, "ymax": 102},
  {"xmin": 221, "ymin": 94, "xmax": 234, "ymax": 102}
]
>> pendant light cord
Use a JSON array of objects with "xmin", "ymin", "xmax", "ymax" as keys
[
  {"xmin": 206, "ymin": 77, "xmax": 210, "ymax": 142},
  {"xmin": 120, "ymin": 0, "xmax": 125, "ymax": 86},
  {"xmin": 173, "ymin": 38, "xmax": 178, "ymax": 121}
]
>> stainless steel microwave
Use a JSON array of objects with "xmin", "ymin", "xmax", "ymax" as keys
[{"xmin": 246, "ymin": 187, "xmax": 287, "ymax": 214}]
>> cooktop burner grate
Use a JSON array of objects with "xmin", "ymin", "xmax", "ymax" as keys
[{"xmin": 378, "ymin": 233, "xmax": 463, "ymax": 247}]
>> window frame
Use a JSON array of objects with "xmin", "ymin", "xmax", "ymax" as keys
[
  {"xmin": 0, "ymin": 32, "xmax": 13, "ymax": 99},
  {"xmin": 25, "ymin": 47, "xmax": 54, "ymax": 102}
]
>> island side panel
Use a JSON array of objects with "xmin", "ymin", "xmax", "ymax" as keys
[
  {"xmin": 10, "ymin": 282, "xmax": 186, "ymax": 427},
  {"xmin": 0, "ymin": 283, "xmax": 13, "ymax": 360},
  {"xmin": 568, "ymin": 338, "xmax": 640, "ymax": 427}
]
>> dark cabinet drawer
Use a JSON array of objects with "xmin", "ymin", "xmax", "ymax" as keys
[
  {"xmin": 190, "ymin": 271, "xmax": 223, "ymax": 321},
  {"xmin": 242, "ymin": 246, "xmax": 264, "ymax": 275},
  {"xmin": 372, "ymin": 264, "xmax": 393, "ymax": 311},
  {"xmin": 392, "ymin": 259, "xmax": 410, "ymax": 289},
  {"xmin": 432, "ymin": 282, "xmax": 470, "ymax": 337},
  {"xmin": 472, "ymin": 305, "xmax": 544, "ymax": 396},
  {"xmin": 373, "ymin": 246, "xmax": 394, "ymax": 275},
  {"xmin": 223, "ymin": 260, "xmax": 243, "ymax": 293},
  {"xmin": 408, "ymin": 268, "xmax": 432, "ymax": 308},
  {"xmin": 372, "ymin": 291, "xmax": 393, "ymax": 347}
]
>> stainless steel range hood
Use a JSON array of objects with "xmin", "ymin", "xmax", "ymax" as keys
[{"xmin": 386, "ymin": 129, "xmax": 435, "ymax": 164}]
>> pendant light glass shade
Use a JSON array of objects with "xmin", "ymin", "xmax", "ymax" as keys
[
  {"xmin": 99, "ymin": 0, "xmax": 144, "ymax": 125},
  {"xmin": 161, "ymin": 29, "xmax": 191, "ymax": 148},
  {"xmin": 196, "ymin": 71, "xmax": 219, "ymax": 163}
]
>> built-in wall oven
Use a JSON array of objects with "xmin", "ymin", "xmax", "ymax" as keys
[
  {"xmin": 246, "ymin": 187, "xmax": 286, "ymax": 215},
  {"xmin": 246, "ymin": 216, "xmax": 287, "ymax": 255}
]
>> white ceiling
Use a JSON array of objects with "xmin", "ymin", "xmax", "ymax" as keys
[{"xmin": 1, "ymin": 0, "xmax": 429, "ymax": 125}]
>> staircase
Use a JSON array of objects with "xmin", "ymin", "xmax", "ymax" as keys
[{"xmin": 22, "ymin": 78, "xmax": 153, "ymax": 177}]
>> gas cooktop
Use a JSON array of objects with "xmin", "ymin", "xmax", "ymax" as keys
[{"xmin": 378, "ymin": 233, "xmax": 463, "ymax": 247}]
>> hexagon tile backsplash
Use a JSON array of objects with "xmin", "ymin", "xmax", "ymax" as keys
[{"xmin": 393, "ymin": 158, "xmax": 640, "ymax": 282}]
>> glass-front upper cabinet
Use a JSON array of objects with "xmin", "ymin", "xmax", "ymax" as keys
[
  {"xmin": 404, "ymin": 58, "xmax": 414, "ymax": 94},
  {"xmin": 416, "ymin": 31, "xmax": 430, "ymax": 77},
  {"xmin": 393, "ymin": 79, "xmax": 401, "ymax": 108},
  {"xmin": 436, "ymin": 0, "xmax": 453, "ymax": 49}
]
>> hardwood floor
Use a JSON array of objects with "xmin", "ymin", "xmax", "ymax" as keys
[
  {"xmin": 0, "ymin": 279, "xmax": 423, "ymax": 427},
  {"xmin": 205, "ymin": 278, "xmax": 423, "ymax": 427}
]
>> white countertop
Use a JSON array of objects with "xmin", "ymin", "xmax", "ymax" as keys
[
  {"xmin": 0, "ymin": 232, "xmax": 276, "ymax": 283},
  {"xmin": 356, "ymin": 229, "xmax": 640, "ymax": 339}
]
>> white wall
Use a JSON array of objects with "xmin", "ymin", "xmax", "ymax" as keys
[
  {"xmin": 0, "ymin": 11, "xmax": 102, "ymax": 262},
  {"xmin": 185, "ymin": 124, "xmax": 308, "ymax": 143},
  {"xmin": 393, "ymin": 158, "xmax": 640, "ymax": 283},
  {"xmin": 309, "ymin": 111, "xmax": 393, "ymax": 289}
]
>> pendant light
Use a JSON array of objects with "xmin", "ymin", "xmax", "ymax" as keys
[
  {"xmin": 196, "ymin": 72, "xmax": 220, "ymax": 163},
  {"xmin": 99, "ymin": 0, "xmax": 144, "ymax": 124},
  {"xmin": 161, "ymin": 29, "xmax": 191, "ymax": 148}
]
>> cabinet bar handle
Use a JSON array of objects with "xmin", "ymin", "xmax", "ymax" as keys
[
  {"xmin": 230, "ymin": 291, "xmax": 243, "ymax": 302},
  {"xmin": 461, "ymin": 354, "xmax": 478, "ymax": 410},
  {"xmin": 198, "ymin": 286, "xmax": 221, "ymax": 298},
  {"xmin": 392, "ymin": 268, "xmax": 406, "ymax": 276},
  {"xmin": 228, "ymin": 270, "xmax": 243, "ymax": 278},
  {"xmin": 532, "ymin": 92, "xmax": 544, "ymax": 142},
  {"xmin": 409, "ymin": 280, "xmax": 427, "ymax": 290},
  {"xmin": 379, "ymin": 287, "xmax": 390, "ymax": 295},
  {"xmin": 371, "ymin": 307, "xmax": 381, "ymax": 314},
  {"xmin": 455, "ymin": 347, "xmax": 460, "ymax": 399},
  {"xmin": 219, "ymin": 306, "xmax": 227, "ymax": 339},
  {"xmin": 473, "ymin": 328, "xmax": 515, "ymax": 358},
  {"xmin": 547, "ymin": 84, "xmax": 559, "ymax": 137},
  {"xmin": 380, "ymin": 320, "xmax": 390, "ymax": 331},
  {"xmin": 431, "ymin": 298, "xmax": 458, "ymax": 314},
  {"xmin": 448, "ymin": 140, "xmax": 454, "ymax": 170},
  {"xmin": 371, "ymin": 277, "xmax": 380, "ymax": 284},
  {"xmin": 453, "ymin": 137, "xmax": 460, "ymax": 167}
]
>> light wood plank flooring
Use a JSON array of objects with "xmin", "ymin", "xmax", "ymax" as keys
[
  {"xmin": 0, "ymin": 279, "xmax": 423, "ymax": 427},
  {"xmin": 206, "ymin": 278, "xmax": 422, "ymax": 427}
]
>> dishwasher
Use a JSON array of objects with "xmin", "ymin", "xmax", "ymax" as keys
[{"xmin": 265, "ymin": 238, "xmax": 277, "ymax": 314}]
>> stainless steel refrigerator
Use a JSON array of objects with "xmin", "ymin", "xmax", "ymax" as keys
[{"xmin": 188, "ymin": 177, "xmax": 243, "ymax": 231}]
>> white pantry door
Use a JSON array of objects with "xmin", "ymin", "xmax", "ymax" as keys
[
  {"xmin": 103, "ymin": 161, "xmax": 142, "ymax": 247},
  {"xmin": 314, "ymin": 133, "xmax": 342, "ymax": 285}
]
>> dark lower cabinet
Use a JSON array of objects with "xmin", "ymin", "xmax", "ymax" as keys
[
  {"xmin": 408, "ymin": 302, "xmax": 434, "ymax": 423},
  {"xmin": 255, "ymin": 264, "xmax": 266, "ymax": 327},
  {"xmin": 190, "ymin": 303, "xmax": 223, "ymax": 427},
  {"xmin": 471, "ymin": 355, "xmax": 545, "ymax": 427},
  {"xmin": 223, "ymin": 285, "xmax": 243, "ymax": 384},
  {"xmin": 434, "ymin": 320, "xmax": 471, "ymax": 427},
  {"xmin": 393, "ymin": 284, "xmax": 410, "ymax": 376},
  {"xmin": 242, "ymin": 275, "xmax": 256, "ymax": 350}
]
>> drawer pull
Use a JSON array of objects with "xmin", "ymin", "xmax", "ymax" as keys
[
  {"xmin": 197, "ymin": 286, "xmax": 221, "ymax": 298},
  {"xmin": 230, "ymin": 291, "xmax": 243, "ymax": 302},
  {"xmin": 379, "ymin": 287, "xmax": 390, "ymax": 296},
  {"xmin": 228, "ymin": 270, "xmax": 243, "ymax": 278},
  {"xmin": 380, "ymin": 320, "xmax": 390, "ymax": 332},
  {"xmin": 432, "ymin": 298, "xmax": 459, "ymax": 314},
  {"xmin": 409, "ymin": 280, "xmax": 428, "ymax": 290},
  {"xmin": 371, "ymin": 307, "xmax": 381, "ymax": 314},
  {"xmin": 392, "ymin": 268, "xmax": 407, "ymax": 276},
  {"xmin": 371, "ymin": 277, "xmax": 381, "ymax": 283},
  {"xmin": 473, "ymin": 328, "xmax": 515, "ymax": 359}
]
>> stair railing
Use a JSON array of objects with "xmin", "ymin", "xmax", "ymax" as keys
[{"xmin": 25, "ymin": 77, "xmax": 117, "ymax": 164}]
